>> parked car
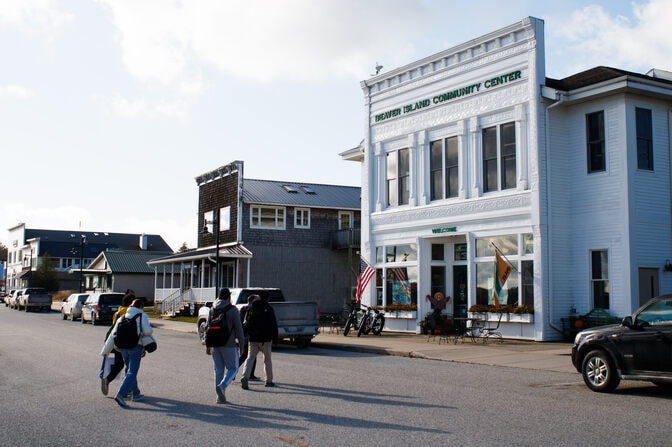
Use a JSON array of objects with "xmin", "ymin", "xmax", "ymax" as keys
[
  {"xmin": 196, "ymin": 287, "xmax": 320, "ymax": 348},
  {"xmin": 9, "ymin": 290, "xmax": 22, "ymax": 309},
  {"xmin": 4, "ymin": 290, "xmax": 16, "ymax": 307},
  {"xmin": 61, "ymin": 293, "xmax": 89, "ymax": 321},
  {"xmin": 81, "ymin": 292, "xmax": 124, "ymax": 325},
  {"xmin": 17, "ymin": 287, "xmax": 52, "ymax": 312},
  {"xmin": 571, "ymin": 294, "xmax": 672, "ymax": 392}
]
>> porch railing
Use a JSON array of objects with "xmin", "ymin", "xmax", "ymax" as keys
[{"xmin": 160, "ymin": 288, "xmax": 185, "ymax": 316}]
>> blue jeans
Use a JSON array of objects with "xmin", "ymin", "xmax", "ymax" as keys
[
  {"xmin": 118, "ymin": 345, "xmax": 143, "ymax": 398},
  {"xmin": 212, "ymin": 346, "xmax": 239, "ymax": 391}
]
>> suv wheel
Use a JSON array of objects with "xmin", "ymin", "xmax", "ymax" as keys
[{"xmin": 582, "ymin": 349, "xmax": 620, "ymax": 392}]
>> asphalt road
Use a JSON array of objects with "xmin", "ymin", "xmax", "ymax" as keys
[{"xmin": 1, "ymin": 306, "xmax": 671, "ymax": 447}]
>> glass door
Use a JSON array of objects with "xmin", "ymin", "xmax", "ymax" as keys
[{"xmin": 453, "ymin": 265, "xmax": 468, "ymax": 318}]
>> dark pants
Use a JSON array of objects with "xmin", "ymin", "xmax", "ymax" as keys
[{"xmin": 106, "ymin": 350, "xmax": 124, "ymax": 382}]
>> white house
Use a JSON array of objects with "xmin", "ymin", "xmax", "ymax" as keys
[{"xmin": 341, "ymin": 17, "xmax": 672, "ymax": 340}]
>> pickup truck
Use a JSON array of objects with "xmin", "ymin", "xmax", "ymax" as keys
[
  {"xmin": 17, "ymin": 287, "xmax": 52, "ymax": 312},
  {"xmin": 197, "ymin": 288, "xmax": 320, "ymax": 348}
]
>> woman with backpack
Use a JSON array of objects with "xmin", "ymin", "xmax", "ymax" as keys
[{"xmin": 100, "ymin": 298, "xmax": 153, "ymax": 407}]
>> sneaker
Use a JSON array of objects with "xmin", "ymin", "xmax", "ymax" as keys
[
  {"xmin": 114, "ymin": 395, "xmax": 128, "ymax": 407},
  {"xmin": 241, "ymin": 377, "xmax": 249, "ymax": 390},
  {"xmin": 101, "ymin": 378, "xmax": 109, "ymax": 396},
  {"xmin": 215, "ymin": 386, "xmax": 226, "ymax": 403},
  {"xmin": 250, "ymin": 375, "xmax": 261, "ymax": 381},
  {"xmin": 132, "ymin": 394, "xmax": 145, "ymax": 402},
  {"xmin": 265, "ymin": 381, "xmax": 275, "ymax": 387}
]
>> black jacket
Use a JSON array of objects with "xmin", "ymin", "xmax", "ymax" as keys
[{"xmin": 245, "ymin": 300, "xmax": 278, "ymax": 343}]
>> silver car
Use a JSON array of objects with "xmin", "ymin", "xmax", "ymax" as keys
[{"xmin": 61, "ymin": 293, "xmax": 89, "ymax": 321}]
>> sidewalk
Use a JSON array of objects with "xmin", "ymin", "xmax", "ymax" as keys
[{"xmin": 152, "ymin": 318, "xmax": 576, "ymax": 374}]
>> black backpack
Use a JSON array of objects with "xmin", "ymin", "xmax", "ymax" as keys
[
  {"xmin": 114, "ymin": 314, "xmax": 141, "ymax": 349},
  {"xmin": 246, "ymin": 304, "xmax": 276, "ymax": 342},
  {"xmin": 205, "ymin": 305, "xmax": 233, "ymax": 347}
]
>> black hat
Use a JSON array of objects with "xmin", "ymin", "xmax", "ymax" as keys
[{"xmin": 219, "ymin": 288, "xmax": 231, "ymax": 299}]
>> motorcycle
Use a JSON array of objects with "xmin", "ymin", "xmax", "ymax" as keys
[{"xmin": 357, "ymin": 304, "xmax": 385, "ymax": 337}]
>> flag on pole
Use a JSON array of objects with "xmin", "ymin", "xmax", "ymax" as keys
[
  {"xmin": 492, "ymin": 249, "xmax": 513, "ymax": 306},
  {"xmin": 355, "ymin": 257, "xmax": 375, "ymax": 303}
]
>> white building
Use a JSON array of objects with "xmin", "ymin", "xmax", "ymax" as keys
[{"xmin": 341, "ymin": 17, "xmax": 672, "ymax": 340}]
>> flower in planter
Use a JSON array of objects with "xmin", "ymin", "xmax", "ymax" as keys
[{"xmin": 512, "ymin": 304, "xmax": 534, "ymax": 314}]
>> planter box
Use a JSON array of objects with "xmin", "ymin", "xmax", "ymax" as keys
[
  {"xmin": 386, "ymin": 311, "xmax": 417, "ymax": 319},
  {"xmin": 509, "ymin": 313, "xmax": 534, "ymax": 323},
  {"xmin": 468, "ymin": 312, "xmax": 534, "ymax": 323}
]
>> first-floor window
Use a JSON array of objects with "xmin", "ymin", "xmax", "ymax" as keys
[
  {"xmin": 474, "ymin": 234, "xmax": 533, "ymax": 308},
  {"xmin": 250, "ymin": 205, "xmax": 285, "ymax": 229},
  {"xmin": 591, "ymin": 250, "xmax": 609, "ymax": 309},
  {"xmin": 375, "ymin": 266, "xmax": 418, "ymax": 307}
]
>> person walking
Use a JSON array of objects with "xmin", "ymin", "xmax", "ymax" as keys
[
  {"xmin": 239, "ymin": 295, "xmax": 259, "ymax": 381},
  {"xmin": 240, "ymin": 290, "xmax": 278, "ymax": 390},
  {"xmin": 100, "ymin": 291, "xmax": 135, "ymax": 396},
  {"xmin": 101, "ymin": 298, "xmax": 153, "ymax": 407},
  {"xmin": 206, "ymin": 288, "xmax": 245, "ymax": 404}
]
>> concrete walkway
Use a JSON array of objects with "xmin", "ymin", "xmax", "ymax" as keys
[{"xmin": 152, "ymin": 318, "xmax": 576, "ymax": 375}]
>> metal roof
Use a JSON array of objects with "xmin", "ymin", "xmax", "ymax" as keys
[
  {"xmin": 242, "ymin": 179, "xmax": 360, "ymax": 210},
  {"xmin": 98, "ymin": 251, "xmax": 173, "ymax": 274},
  {"xmin": 24, "ymin": 229, "xmax": 173, "ymax": 258},
  {"xmin": 147, "ymin": 243, "xmax": 253, "ymax": 265}
]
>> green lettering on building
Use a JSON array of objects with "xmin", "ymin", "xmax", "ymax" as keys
[
  {"xmin": 373, "ymin": 69, "xmax": 523, "ymax": 123},
  {"xmin": 432, "ymin": 227, "xmax": 457, "ymax": 234}
]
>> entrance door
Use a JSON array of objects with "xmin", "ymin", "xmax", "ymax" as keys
[
  {"xmin": 453, "ymin": 265, "xmax": 468, "ymax": 318},
  {"xmin": 638, "ymin": 268, "xmax": 659, "ymax": 308}
]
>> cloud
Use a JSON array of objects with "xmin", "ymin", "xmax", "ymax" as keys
[
  {"xmin": 104, "ymin": 94, "xmax": 189, "ymax": 119},
  {"xmin": 0, "ymin": 84, "xmax": 33, "ymax": 99},
  {"xmin": 550, "ymin": 0, "xmax": 672, "ymax": 75},
  {"xmin": 98, "ymin": 0, "xmax": 428, "ymax": 86},
  {"xmin": 0, "ymin": 0, "xmax": 73, "ymax": 37}
]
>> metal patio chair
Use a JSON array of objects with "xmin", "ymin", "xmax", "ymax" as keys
[{"xmin": 479, "ymin": 313, "xmax": 504, "ymax": 343}]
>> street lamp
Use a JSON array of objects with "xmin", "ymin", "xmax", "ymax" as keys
[
  {"xmin": 202, "ymin": 209, "xmax": 220, "ymax": 300},
  {"xmin": 71, "ymin": 234, "xmax": 86, "ymax": 293}
]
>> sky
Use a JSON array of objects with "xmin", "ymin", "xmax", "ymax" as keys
[{"xmin": 1, "ymin": 0, "xmax": 670, "ymax": 252}]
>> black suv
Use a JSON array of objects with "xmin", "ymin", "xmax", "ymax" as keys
[
  {"xmin": 81, "ymin": 292, "xmax": 125, "ymax": 325},
  {"xmin": 571, "ymin": 294, "xmax": 672, "ymax": 392}
]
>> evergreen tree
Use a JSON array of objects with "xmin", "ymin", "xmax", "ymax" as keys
[{"xmin": 32, "ymin": 254, "xmax": 59, "ymax": 292}]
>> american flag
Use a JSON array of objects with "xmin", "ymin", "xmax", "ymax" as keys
[{"xmin": 355, "ymin": 257, "xmax": 375, "ymax": 303}]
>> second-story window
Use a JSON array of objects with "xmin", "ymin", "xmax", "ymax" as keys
[
  {"xmin": 430, "ymin": 136, "xmax": 459, "ymax": 200},
  {"xmin": 483, "ymin": 122, "xmax": 516, "ymax": 192},
  {"xmin": 338, "ymin": 211, "xmax": 353, "ymax": 230},
  {"xmin": 586, "ymin": 110, "xmax": 605, "ymax": 173},
  {"xmin": 294, "ymin": 208, "xmax": 310, "ymax": 229},
  {"xmin": 386, "ymin": 148, "xmax": 409, "ymax": 207},
  {"xmin": 250, "ymin": 205, "xmax": 285, "ymax": 230},
  {"xmin": 636, "ymin": 107, "xmax": 653, "ymax": 171}
]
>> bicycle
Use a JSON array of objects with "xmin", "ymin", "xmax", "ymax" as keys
[
  {"xmin": 342, "ymin": 302, "xmax": 365, "ymax": 336},
  {"xmin": 357, "ymin": 304, "xmax": 385, "ymax": 337}
]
